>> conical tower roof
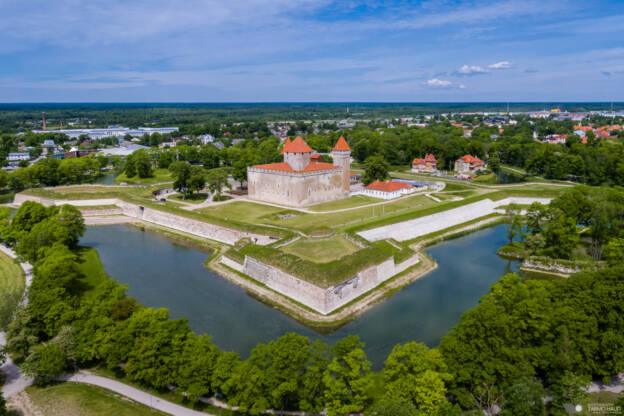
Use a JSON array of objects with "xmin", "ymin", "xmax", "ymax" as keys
[{"xmin": 333, "ymin": 136, "xmax": 350, "ymax": 151}]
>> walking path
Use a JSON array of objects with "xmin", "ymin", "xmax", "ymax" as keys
[
  {"xmin": 0, "ymin": 245, "xmax": 33, "ymax": 399},
  {"xmin": 58, "ymin": 371, "xmax": 213, "ymax": 416}
]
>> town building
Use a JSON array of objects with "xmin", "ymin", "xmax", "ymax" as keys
[
  {"xmin": 411, "ymin": 154, "xmax": 438, "ymax": 173},
  {"xmin": 247, "ymin": 136, "xmax": 351, "ymax": 207},
  {"xmin": 32, "ymin": 126, "xmax": 178, "ymax": 140},
  {"xmin": 7, "ymin": 152, "xmax": 30, "ymax": 161},
  {"xmin": 454, "ymin": 155, "xmax": 485, "ymax": 174},
  {"xmin": 362, "ymin": 180, "xmax": 416, "ymax": 200}
]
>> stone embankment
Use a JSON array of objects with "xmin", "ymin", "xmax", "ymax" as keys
[
  {"xmin": 221, "ymin": 252, "xmax": 420, "ymax": 315},
  {"xmin": 358, "ymin": 197, "xmax": 552, "ymax": 242},
  {"xmin": 12, "ymin": 193, "xmax": 275, "ymax": 246}
]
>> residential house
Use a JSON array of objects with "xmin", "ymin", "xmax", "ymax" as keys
[
  {"xmin": 411, "ymin": 154, "xmax": 438, "ymax": 173},
  {"xmin": 454, "ymin": 155, "xmax": 485, "ymax": 174}
]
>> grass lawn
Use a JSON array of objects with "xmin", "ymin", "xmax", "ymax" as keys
[
  {"xmin": 76, "ymin": 247, "xmax": 109, "ymax": 297},
  {"xmin": 198, "ymin": 201, "xmax": 289, "ymax": 223},
  {"xmin": 115, "ymin": 168, "xmax": 173, "ymax": 185},
  {"xmin": 25, "ymin": 383, "xmax": 168, "ymax": 416},
  {"xmin": 281, "ymin": 235, "xmax": 360, "ymax": 263},
  {"xmin": 0, "ymin": 251, "xmax": 24, "ymax": 328},
  {"xmin": 169, "ymin": 193, "xmax": 209, "ymax": 204},
  {"xmin": 471, "ymin": 173, "xmax": 499, "ymax": 184},
  {"xmin": 266, "ymin": 194, "xmax": 437, "ymax": 233},
  {"xmin": 307, "ymin": 195, "xmax": 383, "ymax": 212}
]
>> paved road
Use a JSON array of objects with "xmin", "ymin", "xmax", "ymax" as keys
[{"xmin": 59, "ymin": 371, "xmax": 213, "ymax": 416}]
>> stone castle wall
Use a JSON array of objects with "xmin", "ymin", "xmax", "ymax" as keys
[
  {"xmin": 13, "ymin": 194, "xmax": 274, "ymax": 246},
  {"xmin": 248, "ymin": 168, "xmax": 347, "ymax": 207},
  {"xmin": 222, "ymin": 252, "xmax": 420, "ymax": 314}
]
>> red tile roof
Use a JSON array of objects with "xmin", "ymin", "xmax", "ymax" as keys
[
  {"xmin": 280, "ymin": 138, "xmax": 292, "ymax": 155},
  {"xmin": 458, "ymin": 155, "xmax": 483, "ymax": 167},
  {"xmin": 413, "ymin": 154, "xmax": 437, "ymax": 165},
  {"xmin": 333, "ymin": 136, "xmax": 351, "ymax": 151},
  {"xmin": 252, "ymin": 161, "xmax": 339, "ymax": 173},
  {"xmin": 365, "ymin": 180, "xmax": 413, "ymax": 192},
  {"xmin": 311, "ymin": 153, "xmax": 322, "ymax": 161},
  {"xmin": 284, "ymin": 136, "xmax": 313, "ymax": 153}
]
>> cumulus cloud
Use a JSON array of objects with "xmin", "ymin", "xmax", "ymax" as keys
[
  {"xmin": 489, "ymin": 61, "xmax": 512, "ymax": 69},
  {"xmin": 456, "ymin": 64, "xmax": 488, "ymax": 75},
  {"xmin": 459, "ymin": 84, "xmax": 467, "ymax": 89},
  {"xmin": 426, "ymin": 78, "xmax": 452, "ymax": 87}
]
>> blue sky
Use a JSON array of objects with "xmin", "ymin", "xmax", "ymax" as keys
[{"xmin": 0, "ymin": 0, "xmax": 622, "ymax": 102}]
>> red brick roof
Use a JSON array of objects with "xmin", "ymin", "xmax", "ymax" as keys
[
  {"xmin": 284, "ymin": 136, "xmax": 313, "ymax": 153},
  {"xmin": 252, "ymin": 161, "xmax": 339, "ymax": 173},
  {"xmin": 280, "ymin": 138, "xmax": 292, "ymax": 155},
  {"xmin": 333, "ymin": 136, "xmax": 351, "ymax": 151},
  {"xmin": 365, "ymin": 180, "xmax": 413, "ymax": 192}
]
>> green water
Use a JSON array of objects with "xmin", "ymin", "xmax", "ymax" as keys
[{"xmin": 81, "ymin": 224, "xmax": 520, "ymax": 368}]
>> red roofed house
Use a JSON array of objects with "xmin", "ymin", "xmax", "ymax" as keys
[
  {"xmin": 248, "ymin": 136, "xmax": 351, "ymax": 207},
  {"xmin": 411, "ymin": 154, "xmax": 438, "ymax": 173},
  {"xmin": 454, "ymin": 155, "xmax": 486, "ymax": 174},
  {"xmin": 363, "ymin": 181, "xmax": 416, "ymax": 200}
]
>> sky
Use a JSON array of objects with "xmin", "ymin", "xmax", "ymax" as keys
[{"xmin": 0, "ymin": 0, "xmax": 623, "ymax": 102}]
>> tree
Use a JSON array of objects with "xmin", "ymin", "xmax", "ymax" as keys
[
  {"xmin": 21, "ymin": 343, "xmax": 67, "ymax": 386},
  {"xmin": 206, "ymin": 168, "xmax": 231, "ymax": 200},
  {"xmin": 603, "ymin": 238, "xmax": 624, "ymax": 267},
  {"xmin": 525, "ymin": 202, "xmax": 548, "ymax": 234},
  {"xmin": 382, "ymin": 342, "xmax": 454, "ymax": 415},
  {"xmin": 550, "ymin": 371, "xmax": 590, "ymax": 413},
  {"xmin": 323, "ymin": 335, "xmax": 374, "ymax": 416},
  {"xmin": 188, "ymin": 166, "xmax": 206, "ymax": 197},
  {"xmin": 134, "ymin": 149, "xmax": 153, "ymax": 178},
  {"xmin": 543, "ymin": 209, "xmax": 579, "ymax": 259},
  {"xmin": 488, "ymin": 154, "xmax": 500, "ymax": 173},
  {"xmin": 176, "ymin": 334, "xmax": 221, "ymax": 402},
  {"xmin": 364, "ymin": 399, "xmax": 417, "ymax": 416},
  {"xmin": 500, "ymin": 377, "xmax": 546, "ymax": 416},
  {"xmin": 524, "ymin": 233, "xmax": 545, "ymax": 255},
  {"xmin": 362, "ymin": 154, "xmax": 390, "ymax": 185},
  {"xmin": 169, "ymin": 161, "xmax": 192, "ymax": 199},
  {"xmin": 233, "ymin": 159, "xmax": 248, "ymax": 188},
  {"xmin": 504, "ymin": 204, "xmax": 521, "ymax": 244},
  {"xmin": 124, "ymin": 154, "xmax": 136, "ymax": 177}
]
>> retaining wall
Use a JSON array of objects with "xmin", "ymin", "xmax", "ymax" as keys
[
  {"xmin": 222, "ymin": 252, "xmax": 420, "ymax": 315},
  {"xmin": 358, "ymin": 197, "xmax": 553, "ymax": 242},
  {"xmin": 13, "ymin": 194, "xmax": 274, "ymax": 246}
]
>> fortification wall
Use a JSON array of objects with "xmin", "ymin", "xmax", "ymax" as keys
[
  {"xmin": 248, "ymin": 169, "xmax": 346, "ymax": 207},
  {"xmin": 224, "ymin": 252, "xmax": 420, "ymax": 314},
  {"xmin": 13, "ymin": 194, "xmax": 274, "ymax": 246}
]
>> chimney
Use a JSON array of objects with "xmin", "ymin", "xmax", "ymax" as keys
[
  {"xmin": 59, "ymin": 120, "xmax": 63, "ymax": 129},
  {"xmin": 42, "ymin": 112, "xmax": 47, "ymax": 130}
]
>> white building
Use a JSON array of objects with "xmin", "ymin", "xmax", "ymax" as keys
[
  {"xmin": 7, "ymin": 152, "xmax": 30, "ymax": 162},
  {"xmin": 32, "ymin": 126, "xmax": 179, "ymax": 140},
  {"xmin": 361, "ymin": 180, "xmax": 416, "ymax": 200}
]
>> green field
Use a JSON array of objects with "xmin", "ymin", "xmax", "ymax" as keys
[
  {"xmin": 307, "ymin": 194, "xmax": 383, "ymax": 212},
  {"xmin": 115, "ymin": 168, "xmax": 173, "ymax": 185},
  {"xmin": 25, "ymin": 383, "xmax": 168, "ymax": 416},
  {"xmin": 0, "ymin": 251, "xmax": 24, "ymax": 328},
  {"xmin": 281, "ymin": 235, "xmax": 360, "ymax": 262},
  {"xmin": 198, "ymin": 200, "xmax": 288, "ymax": 223}
]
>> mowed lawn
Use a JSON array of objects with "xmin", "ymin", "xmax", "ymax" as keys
[
  {"xmin": 281, "ymin": 235, "xmax": 360, "ymax": 263},
  {"xmin": 25, "ymin": 383, "xmax": 168, "ymax": 416},
  {"xmin": 197, "ymin": 201, "xmax": 289, "ymax": 223},
  {"xmin": 0, "ymin": 251, "xmax": 24, "ymax": 327},
  {"xmin": 307, "ymin": 194, "xmax": 383, "ymax": 212},
  {"xmin": 265, "ymin": 193, "xmax": 437, "ymax": 233}
]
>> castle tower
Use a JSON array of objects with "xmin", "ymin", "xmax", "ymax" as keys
[
  {"xmin": 284, "ymin": 136, "xmax": 313, "ymax": 171},
  {"xmin": 332, "ymin": 136, "xmax": 351, "ymax": 193}
]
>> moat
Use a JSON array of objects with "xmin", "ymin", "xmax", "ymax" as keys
[{"xmin": 81, "ymin": 223, "xmax": 521, "ymax": 369}]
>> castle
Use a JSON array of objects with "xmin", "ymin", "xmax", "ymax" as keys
[{"xmin": 247, "ymin": 136, "xmax": 351, "ymax": 207}]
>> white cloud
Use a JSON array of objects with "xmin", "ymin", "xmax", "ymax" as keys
[
  {"xmin": 489, "ymin": 61, "xmax": 512, "ymax": 69},
  {"xmin": 456, "ymin": 64, "xmax": 488, "ymax": 75},
  {"xmin": 459, "ymin": 84, "xmax": 467, "ymax": 89},
  {"xmin": 426, "ymin": 78, "xmax": 452, "ymax": 87}
]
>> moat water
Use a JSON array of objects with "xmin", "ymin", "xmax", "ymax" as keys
[{"xmin": 81, "ymin": 224, "xmax": 521, "ymax": 369}]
